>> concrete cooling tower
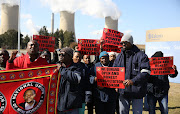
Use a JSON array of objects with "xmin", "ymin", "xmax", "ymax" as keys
[
  {"xmin": 59, "ymin": 11, "xmax": 75, "ymax": 33},
  {"xmin": 105, "ymin": 16, "xmax": 118, "ymax": 31},
  {"xmin": 0, "ymin": 3, "xmax": 19, "ymax": 34}
]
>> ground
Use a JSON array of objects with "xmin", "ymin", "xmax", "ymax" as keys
[{"xmin": 84, "ymin": 83, "xmax": 180, "ymax": 114}]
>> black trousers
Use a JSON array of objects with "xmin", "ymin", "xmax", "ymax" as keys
[
  {"xmin": 87, "ymin": 102, "xmax": 94, "ymax": 114},
  {"xmin": 95, "ymin": 100, "xmax": 116, "ymax": 114}
]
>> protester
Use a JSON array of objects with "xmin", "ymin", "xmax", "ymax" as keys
[
  {"xmin": 113, "ymin": 34, "xmax": 150, "ymax": 114},
  {"xmin": 6, "ymin": 40, "xmax": 48, "ymax": 70},
  {"xmin": 40, "ymin": 49, "xmax": 51, "ymax": 63},
  {"xmin": 51, "ymin": 49, "xmax": 59, "ymax": 64},
  {"xmin": 147, "ymin": 51, "xmax": 178, "ymax": 114},
  {"xmin": 109, "ymin": 52, "xmax": 116, "ymax": 63},
  {"xmin": 57, "ymin": 47, "xmax": 83, "ymax": 114},
  {"xmin": 90, "ymin": 51, "xmax": 117, "ymax": 114},
  {"xmin": 108, "ymin": 51, "xmax": 119, "ymax": 114},
  {"xmin": 0, "ymin": 49, "xmax": 9, "ymax": 70},
  {"xmin": 83, "ymin": 55, "xmax": 94, "ymax": 114},
  {"xmin": 73, "ymin": 51, "xmax": 92, "ymax": 114}
]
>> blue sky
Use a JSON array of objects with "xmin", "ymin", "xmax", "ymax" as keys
[{"xmin": 0, "ymin": 0, "xmax": 180, "ymax": 44}]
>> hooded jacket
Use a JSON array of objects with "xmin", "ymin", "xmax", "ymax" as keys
[
  {"xmin": 113, "ymin": 45, "xmax": 150, "ymax": 99},
  {"xmin": 147, "ymin": 51, "xmax": 178, "ymax": 97}
]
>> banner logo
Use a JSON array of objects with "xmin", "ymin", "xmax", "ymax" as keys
[
  {"xmin": 45, "ymin": 69, "xmax": 50, "ymax": 74},
  {"xmin": 28, "ymin": 72, "xmax": 33, "ymax": 77},
  {"xmin": 104, "ymin": 28, "xmax": 108, "ymax": 33},
  {"xmin": 0, "ymin": 92, "xmax": 7, "ymax": 113},
  {"xmin": 0, "ymin": 75, "xmax": 6, "ymax": 80},
  {"xmin": 19, "ymin": 73, "xmax": 25, "ymax": 78},
  {"xmin": 120, "ymin": 68, "xmax": 124, "ymax": 72},
  {"xmin": 11, "ymin": 82, "xmax": 45, "ymax": 114},
  {"xmin": 10, "ymin": 74, "xmax": 16, "ymax": 79}
]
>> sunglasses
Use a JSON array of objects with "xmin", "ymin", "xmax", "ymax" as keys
[
  {"xmin": 120, "ymin": 42, "xmax": 128, "ymax": 45},
  {"xmin": 59, "ymin": 53, "xmax": 66, "ymax": 56}
]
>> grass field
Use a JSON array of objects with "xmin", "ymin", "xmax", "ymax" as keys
[{"xmin": 84, "ymin": 82, "xmax": 180, "ymax": 114}]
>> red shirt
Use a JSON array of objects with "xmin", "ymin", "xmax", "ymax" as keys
[{"xmin": 6, "ymin": 53, "xmax": 48, "ymax": 70}]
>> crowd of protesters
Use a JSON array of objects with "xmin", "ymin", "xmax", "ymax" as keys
[{"xmin": 0, "ymin": 34, "xmax": 178, "ymax": 114}]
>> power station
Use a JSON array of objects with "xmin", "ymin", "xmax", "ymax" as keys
[
  {"xmin": 59, "ymin": 11, "xmax": 75, "ymax": 33},
  {"xmin": 0, "ymin": 3, "xmax": 19, "ymax": 34},
  {"xmin": 105, "ymin": 16, "xmax": 118, "ymax": 31},
  {"xmin": 0, "ymin": 3, "xmax": 119, "ymax": 37}
]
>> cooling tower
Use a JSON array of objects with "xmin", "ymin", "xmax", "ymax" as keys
[
  {"xmin": 0, "ymin": 3, "xmax": 19, "ymax": 34},
  {"xmin": 59, "ymin": 11, "xmax": 75, "ymax": 33},
  {"xmin": 105, "ymin": 16, "xmax": 118, "ymax": 31}
]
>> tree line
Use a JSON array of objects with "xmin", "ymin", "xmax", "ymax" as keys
[{"xmin": 0, "ymin": 26, "xmax": 76, "ymax": 49}]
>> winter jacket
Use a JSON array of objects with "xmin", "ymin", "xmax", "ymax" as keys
[
  {"xmin": 76, "ymin": 62, "xmax": 92, "ymax": 102},
  {"xmin": 90, "ymin": 62, "xmax": 118, "ymax": 102},
  {"xmin": 113, "ymin": 45, "xmax": 150, "ymax": 99},
  {"xmin": 147, "ymin": 70, "xmax": 178, "ymax": 98},
  {"xmin": 57, "ymin": 63, "xmax": 83, "ymax": 111},
  {"xmin": 6, "ymin": 53, "xmax": 48, "ymax": 70}
]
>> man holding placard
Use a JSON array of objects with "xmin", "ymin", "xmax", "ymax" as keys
[
  {"xmin": 113, "ymin": 34, "xmax": 151, "ymax": 114},
  {"xmin": 147, "ymin": 51, "xmax": 178, "ymax": 114},
  {"xmin": 90, "ymin": 51, "xmax": 117, "ymax": 114}
]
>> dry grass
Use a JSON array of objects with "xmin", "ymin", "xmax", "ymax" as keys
[{"xmin": 84, "ymin": 83, "xmax": 180, "ymax": 114}]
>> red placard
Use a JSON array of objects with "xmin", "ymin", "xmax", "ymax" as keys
[
  {"xmin": 0, "ymin": 65, "xmax": 60, "ymax": 114},
  {"xmin": 78, "ymin": 39, "xmax": 100, "ymax": 55},
  {"xmin": 96, "ymin": 67, "xmax": 125, "ymax": 89},
  {"xmin": 102, "ymin": 45, "xmax": 121, "ymax": 53},
  {"xmin": 102, "ymin": 28, "xmax": 124, "ymax": 46},
  {"xmin": 33, "ymin": 35, "xmax": 55, "ymax": 52},
  {"xmin": 149, "ymin": 56, "xmax": 175, "ymax": 75}
]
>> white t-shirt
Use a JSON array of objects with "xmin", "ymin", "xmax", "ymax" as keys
[{"xmin": 25, "ymin": 100, "xmax": 35, "ymax": 110}]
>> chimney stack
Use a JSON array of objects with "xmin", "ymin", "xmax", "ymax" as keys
[
  {"xmin": 0, "ymin": 3, "xmax": 19, "ymax": 34},
  {"xmin": 105, "ymin": 16, "xmax": 118, "ymax": 31},
  {"xmin": 51, "ymin": 13, "xmax": 54, "ymax": 33},
  {"xmin": 59, "ymin": 11, "xmax": 75, "ymax": 33}
]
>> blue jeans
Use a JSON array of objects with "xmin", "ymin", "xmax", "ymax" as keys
[
  {"xmin": 119, "ymin": 96, "xmax": 143, "ymax": 114},
  {"xmin": 144, "ymin": 94, "xmax": 149, "ymax": 110},
  {"xmin": 147, "ymin": 94, "xmax": 168, "ymax": 114}
]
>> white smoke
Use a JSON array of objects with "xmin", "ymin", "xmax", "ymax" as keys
[
  {"xmin": 40, "ymin": 0, "xmax": 121, "ymax": 20},
  {"xmin": 25, "ymin": 19, "xmax": 41, "ymax": 35},
  {"xmin": 0, "ymin": 0, "xmax": 20, "ymax": 6}
]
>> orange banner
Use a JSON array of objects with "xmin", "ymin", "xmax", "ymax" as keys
[
  {"xmin": 149, "ymin": 56, "xmax": 175, "ymax": 75},
  {"xmin": 96, "ymin": 67, "xmax": 125, "ymax": 89},
  {"xmin": 102, "ymin": 28, "xmax": 123, "ymax": 46},
  {"xmin": 0, "ymin": 65, "xmax": 59, "ymax": 114},
  {"xmin": 33, "ymin": 35, "xmax": 55, "ymax": 52},
  {"xmin": 78, "ymin": 39, "xmax": 100, "ymax": 55}
]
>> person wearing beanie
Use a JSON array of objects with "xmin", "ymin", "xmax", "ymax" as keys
[
  {"xmin": 90, "ymin": 51, "xmax": 118, "ymax": 114},
  {"xmin": 109, "ymin": 52, "xmax": 116, "ymax": 63},
  {"xmin": 147, "ymin": 51, "xmax": 178, "ymax": 114},
  {"xmin": 57, "ymin": 47, "xmax": 83, "ymax": 114},
  {"xmin": 113, "ymin": 34, "xmax": 151, "ymax": 114}
]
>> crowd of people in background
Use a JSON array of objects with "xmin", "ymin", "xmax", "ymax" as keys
[{"xmin": 0, "ymin": 34, "xmax": 178, "ymax": 114}]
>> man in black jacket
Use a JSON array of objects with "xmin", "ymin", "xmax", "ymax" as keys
[
  {"xmin": 57, "ymin": 47, "xmax": 83, "ymax": 114},
  {"xmin": 113, "ymin": 34, "xmax": 150, "ymax": 114},
  {"xmin": 147, "ymin": 51, "xmax": 178, "ymax": 114}
]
